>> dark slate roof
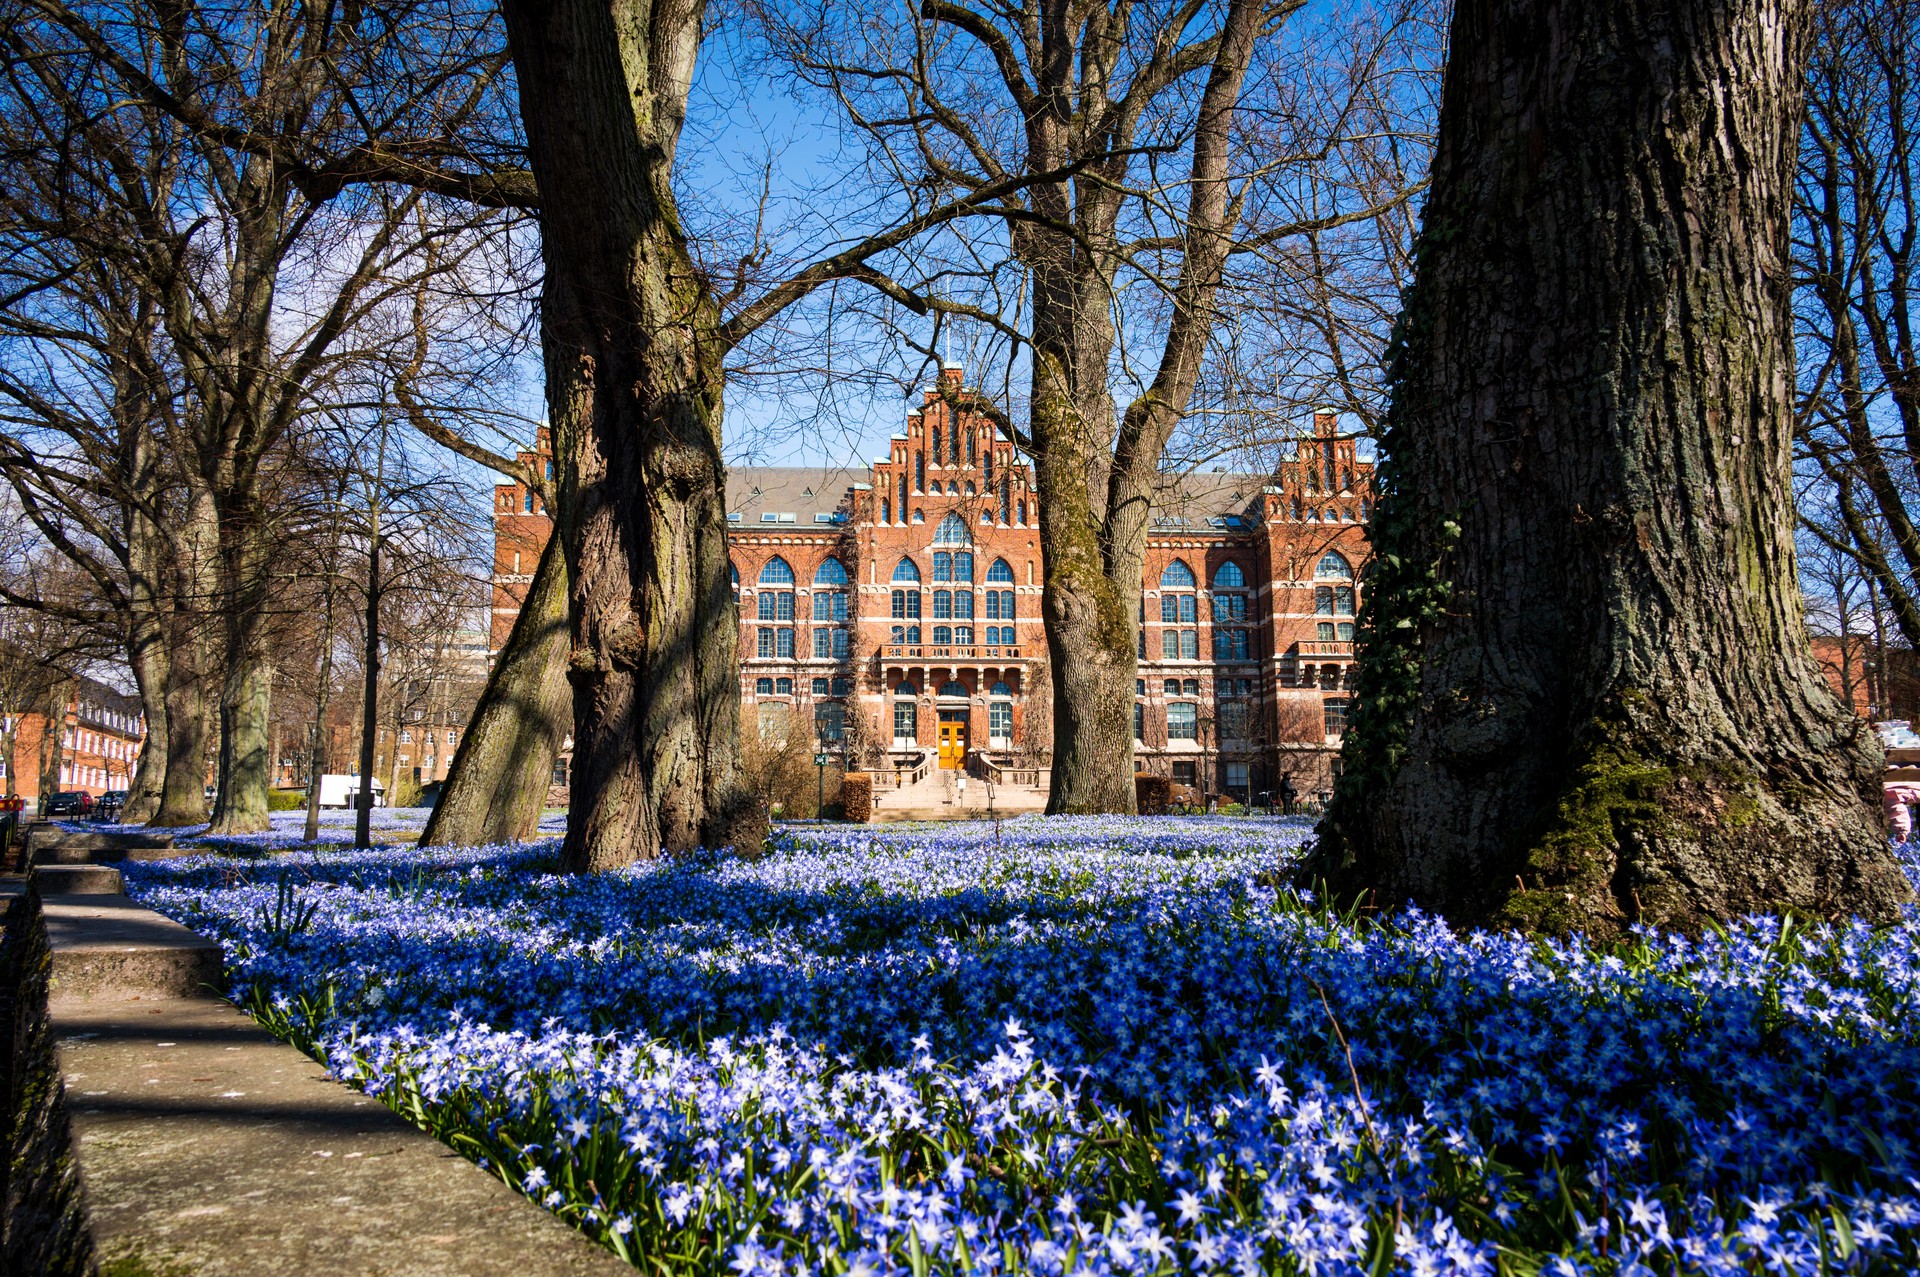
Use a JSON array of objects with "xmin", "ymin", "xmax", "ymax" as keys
[{"xmin": 727, "ymin": 466, "xmax": 869, "ymax": 527}]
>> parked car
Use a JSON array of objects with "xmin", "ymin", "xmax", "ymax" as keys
[
  {"xmin": 42, "ymin": 791, "xmax": 92, "ymax": 817},
  {"xmin": 93, "ymin": 790, "xmax": 128, "ymax": 822}
]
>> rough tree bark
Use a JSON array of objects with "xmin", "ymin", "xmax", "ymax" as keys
[
  {"xmin": 1028, "ymin": 0, "xmax": 1265, "ymax": 814},
  {"xmin": 499, "ymin": 0, "xmax": 764, "ymax": 870},
  {"xmin": 1314, "ymin": 0, "xmax": 1912, "ymax": 934},
  {"xmin": 420, "ymin": 532, "xmax": 571, "ymax": 848},
  {"xmin": 149, "ymin": 491, "xmax": 219, "ymax": 827}
]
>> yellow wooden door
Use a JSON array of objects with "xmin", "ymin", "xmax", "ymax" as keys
[{"xmin": 938, "ymin": 721, "xmax": 966, "ymax": 768}]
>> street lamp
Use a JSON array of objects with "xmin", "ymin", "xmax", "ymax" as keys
[{"xmin": 1196, "ymin": 711, "xmax": 1215, "ymax": 813}]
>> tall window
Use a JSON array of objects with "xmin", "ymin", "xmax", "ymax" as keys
[
  {"xmin": 1213, "ymin": 630, "xmax": 1251, "ymax": 660},
  {"xmin": 952, "ymin": 551, "xmax": 974, "ymax": 582},
  {"xmin": 932, "ymin": 425, "xmax": 943, "ymax": 462},
  {"xmin": 986, "ymin": 589, "xmax": 1015, "ymax": 620},
  {"xmin": 1161, "ymin": 595, "xmax": 1198, "ymax": 623},
  {"xmin": 915, "ymin": 452, "xmax": 925, "ymax": 491},
  {"xmin": 952, "ymin": 590, "xmax": 974, "ymax": 619},
  {"xmin": 1000, "ymin": 476, "xmax": 1012, "ymax": 523},
  {"xmin": 894, "ymin": 683, "xmax": 918, "ymax": 741},
  {"xmin": 933, "ymin": 590, "xmax": 954, "ymax": 619},
  {"xmin": 990, "ymin": 700, "xmax": 1012, "ymax": 740},
  {"xmin": 1324, "ymin": 698, "xmax": 1350, "ymax": 736},
  {"xmin": 890, "ymin": 589, "xmax": 922, "ymax": 619},
  {"xmin": 1167, "ymin": 702, "xmax": 1198, "ymax": 740},
  {"xmin": 1315, "ymin": 585, "xmax": 1356, "ymax": 616},
  {"xmin": 933, "ymin": 625, "xmax": 953, "ymax": 645}
]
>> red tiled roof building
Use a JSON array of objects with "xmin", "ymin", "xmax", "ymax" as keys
[{"xmin": 492, "ymin": 367, "xmax": 1374, "ymax": 803}]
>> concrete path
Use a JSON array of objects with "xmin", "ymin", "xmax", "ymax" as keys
[{"xmin": 26, "ymin": 871, "xmax": 630, "ymax": 1276}]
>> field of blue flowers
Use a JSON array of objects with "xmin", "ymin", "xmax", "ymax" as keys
[{"xmin": 122, "ymin": 816, "xmax": 1920, "ymax": 1275}]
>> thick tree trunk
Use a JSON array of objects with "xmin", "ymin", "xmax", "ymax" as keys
[
  {"xmin": 501, "ymin": 0, "xmax": 764, "ymax": 871},
  {"xmin": 208, "ymin": 652, "xmax": 272, "ymax": 834},
  {"xmin": 150, "ymin": 624, "xmax": 210, "ymax": 826},
  {"xmin": 1033, "ymin": 365, "xmax": 1139, "ymax": 815},
  {"xmin": 151, "ymin": 489, "xmax": 220, "ymax": 827},
  {"xmin": 421, "ymin": 532, "xmax": 572, "ymax": 848},
  {"xmin": 122, "ymin": 628, "xmax": 168, "ymax": 825},
  {"xmin": 1315, "ymin": 0, "xmax": 1911, "ymax": 934}
]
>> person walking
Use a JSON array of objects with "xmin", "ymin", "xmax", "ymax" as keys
[{"xmin": 1278, "ymin": 775, "xmax": 1298, "ymax": 816}]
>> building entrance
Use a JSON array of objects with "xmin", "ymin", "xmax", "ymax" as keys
[{"xmin": 937, "ymin": 714, "xmax": 968, "ymax": 769}]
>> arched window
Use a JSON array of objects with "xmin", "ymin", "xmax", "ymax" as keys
[
  {"xmin": 892, "ymin": 557, "xmax": 922, "ymax": 583},
  {"xmin": 897, "ymin": 477, "xmax": 908, "ymax": 521},
  {"xmin": 814, "ymin": 558, "xmax": 850, "ymax": 585},
  {"xmin": 934, "ymin": 512, "xmax": 970, "ymax": 544},
  {"xmin": 990, "ymin": 681, "xmax": 1013, "ymax": 697},
  {"xmin": 755, "ymin": 677, "xmax": 773, "ymax": 695},
  {"xmin": 1316, "ymin": 551, "xmax": 1353, "ymax": 579},
  {"xmin": 759, "ymin": 557, "xmax": 795, "ymax": 585},
  {"xmin": 912, "ymin": 508, "xmax": 926, "ymax": 523},
  {"xmin": 939, "ymin": 680, "xmax": 967, "ymax": 698},
  {"xmin": 896, "ymin": 681, "xmax": 918, "ymax": 697},
  {"xmin": 952, "ymin": 552, "xmax": 974, "ymax": 582},
  {"xmin": 1016, "ymin": 500, "xmax": 1026, "ymax": 525},
  {"xmin": 1212, "ymin": 562, "xmax": 1245, "ymax": 589},
  {"xmin": 524, "ymin": 491, "xmax": 535, "ymax": 513},
  {"xmin": 986, "ymin": 558, "xmax": 1015, "ymax": 583},
  {"xmin": 1160, "ymin": 559, "xmax": 1196, "ymax": 589},
  {"xmin": 932, "ymin": 625, "xmax": 953, "ymax": 645}
]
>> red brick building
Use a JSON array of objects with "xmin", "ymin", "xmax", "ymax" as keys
[
  {"xmin": 492, "ymin": 367, "xmax": 1374, "ymax": 802},
  {"xmin": 2, "ymin": 677, "xmax": 145, "ymax": 810}
]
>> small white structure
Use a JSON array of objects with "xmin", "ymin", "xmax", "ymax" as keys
[{"xmin": 316, "ymin": 774, "xmax": 385, "ymax": 809}]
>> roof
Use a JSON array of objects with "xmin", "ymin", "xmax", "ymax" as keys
[
  {"xmin": 727, "ymin": 466, "xmax": 869, "ymax": 527},
  {"xmin": 1145, "ymin": 470, "xmax": 1269, "ymax": 529}
]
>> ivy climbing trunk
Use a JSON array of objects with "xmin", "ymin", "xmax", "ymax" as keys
[
  {"xmin": 500, "ymin": 0, "xmax": 763, "ymax": 871},
  {"xmin": 420, "ymin": 533, "xmax": 572, "ymax": 848},
  {"xmin": 1316, "ymin": 0, "xmax": 1912, "ymax": 933}
]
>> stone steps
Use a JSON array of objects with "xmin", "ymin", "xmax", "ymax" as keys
[{"xmin": 0, "ymin": 835, "xmax": 632, "ymax": 1274}]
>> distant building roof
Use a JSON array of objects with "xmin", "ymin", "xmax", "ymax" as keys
[{"xmin": 727, "ymin": 466, "xmax": 868, "ymax": 525}]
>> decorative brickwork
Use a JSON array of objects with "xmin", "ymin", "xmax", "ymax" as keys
[{"xmin": 493, "ymin": 370, "xmax": 1374, "ymax": 805}]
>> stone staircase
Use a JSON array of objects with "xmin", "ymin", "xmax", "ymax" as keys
[
  {"xmin": 871, "ymin": 764, "xmax": 1050, "ymax": 821},
  {"xmin": 0, "ymin": 823, "xmax": 629, "ymax": 1276}
]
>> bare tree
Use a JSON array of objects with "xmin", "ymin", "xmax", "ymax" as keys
[
  {"xmin": 1791, "ymin": 0, "xmax": 1920, "ymax": 649},
  {"xmin": 760, "ymin": 0, "xmax": 1435, "ymax": 812}
]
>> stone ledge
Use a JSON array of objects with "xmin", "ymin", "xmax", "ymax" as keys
[
  {"xmin": 41, "ymin": 896, "xmax": 224, "ymax": 1002},
  {"xmin": 32, "ymin": 865, "xmax": 125, "ymax": 896},
  {"xmin": 55, "ymin": 993, "xmax": 633, "ymax": 1277}
]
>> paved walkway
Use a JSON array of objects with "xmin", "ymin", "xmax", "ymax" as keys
[{"xmin": 26, "ymin": 865, "xmax": 629, "ymax": 1277}]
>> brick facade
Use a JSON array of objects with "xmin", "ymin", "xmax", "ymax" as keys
[
  {"xmin": 492, "ymin": 367, "xmax": 1374, "ymax": 803},
  {"xmin": 2, "ymin": 678, "xmax": 145, "ymax": 809}
]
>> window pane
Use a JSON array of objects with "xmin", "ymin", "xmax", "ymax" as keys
[
  {"xmin": 776, "ymin": 629, "xmax": 795, "ymax": 658},
  {"xmin": 954, "ymin": 591, "xmax": 974, "ymax": 619},
  {"xmin": 1181, "ymin": 631, "xmax": 1198, "ymax": 660},
  {"xmin": 1161, "ymin": 596, "xmax": 1178, "ymax": 623},
  {"xmin": 933, "ymin": 591, "xmax": 953, "ymax": 619},
  {"xmin": 1179, "ymin": 595, "xmax": 1196, "ymax": 623},
  {"xmin": 758, "ymin": 629, "xmax": 774, "ymax": 657},
  {"xmin": 1162, "ymin": 632, "xmax": 1179, "ymax": 659},
  {"xmin": 1324, "ymin": 698, "xmax": 1350, "ymax": 735},
  {"xmin": 833, "ymin": 629, "xmax": 850, "ymax": 659},
  {"xmin": 758, "ymin": 594, "xmax": 776, "ymax": 620},
  {"xmin": 1168, "ymin": 703, "xmax": 1197, "ymax": 739},
  {"xmin": 812, "ymin": 677, "xmax": 830, "ymax": 695},
  {"xmin": 814, "ymin": 630, "xmax": 831, "ymax": 658}
]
